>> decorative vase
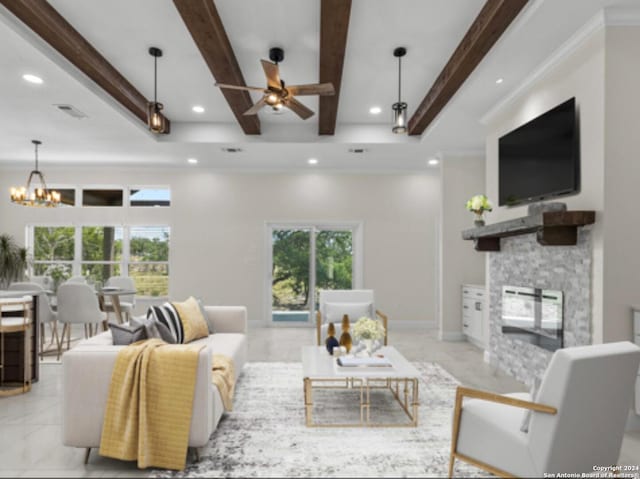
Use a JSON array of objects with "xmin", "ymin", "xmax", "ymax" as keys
[
  {"xmin": 362, "ymin": 338, "xmax": 374, "ymax": 356},
  {"xmin": 474, "ymin": 212, "xmax": 485, "ymax": 227},
  {"xmin": 339, "ymin": 315, "xmax": 352, "ymax": 353},
  {"xmin": 326, "ymin": 322, "xmax": 339, "ymax": 355}
]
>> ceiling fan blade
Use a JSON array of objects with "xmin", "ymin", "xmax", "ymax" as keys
[
  {"xmin": 215, "ymin": 83, "xmax": 265, "ymax": 92},
  {"xmin": 260, "ymin": 60, "xmax": 281, "ymax": 90},
  {"xmin": 285, "ymin": 97, "xmax": 314, "ymax": 120},
  {"xmin": 287, "ymin": 83, "xmax": 335, "ymax": 96},
  {"xmin": 243, "ymin": 97, "xmax": 268, "ymax": 116}
]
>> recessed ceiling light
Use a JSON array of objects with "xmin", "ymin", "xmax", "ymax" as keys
[
  {"xmin": 369, "ymin": 106, "xmax": 382, "ymax": 115},
  {"xmin": 22, "ymin": 74, "xmax": 43, "ymax": 84},
  {"xmin": 221, "ymin": 147, "xmax": 243, "ymax": 153},
  {"xmin": 308, "ymin": 158, "xmax": 318, "ymax": 165},
  {"xmin": 192, "ymin": 105, "xmax": 205, "ymax": 113},
  {"xmin": 348, "ymin": 148, "xmax": 367, "ymax": 154},
  {"xmin": 187, "ymin": 158, "xmax": 198, "ymax": 164},
  {"xmin": 495, "ymin": 78, "xmax": 504, "ymax": 84},
  {"xmin": 428, "ymin": 158, "xmax": 439, "ymax": 166}
]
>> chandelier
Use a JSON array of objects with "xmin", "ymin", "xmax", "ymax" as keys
[{"xmin": 9, "ymin": 140, "xmax": 61, "ymax": 207}]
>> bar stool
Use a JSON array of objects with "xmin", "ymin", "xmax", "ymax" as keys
[{"xmin": 0, "ymin": 296, "xmax": 33, "ymax": 397}]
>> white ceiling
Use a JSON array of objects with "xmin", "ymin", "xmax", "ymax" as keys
[{"xmin": 0, "ymin": 0, "xmax": 637, "ymax": 170}]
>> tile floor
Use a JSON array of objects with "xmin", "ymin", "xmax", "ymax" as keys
[{"xmin": 0, "ymin": 325, "xmax": 638, "ymax": 477}]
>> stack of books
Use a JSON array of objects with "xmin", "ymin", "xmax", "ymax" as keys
[{"xmin": 336, "ymin": 356, "xmax": 392, "ymax": 367}]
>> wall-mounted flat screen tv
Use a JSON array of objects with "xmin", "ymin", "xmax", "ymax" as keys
[{"xmin": 499, "ymin": 97, "xmax": 580, "ymax": 207}]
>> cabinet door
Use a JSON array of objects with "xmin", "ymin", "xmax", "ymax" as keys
[
  {"xmin": 470, "ymin": 298, "xmax": 483, "ymax": 341},
  {"xmin": 462, "ymin": 297, "xmax": 473, "ymax": 333}
]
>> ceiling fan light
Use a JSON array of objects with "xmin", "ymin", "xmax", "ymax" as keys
[
  {"xmin": 266, "ymin": 93, "xmax": 279, "ymax": 105},
  {"xmin": 273, "ymin": 102, "xmax": 283, "ymax": 111}
]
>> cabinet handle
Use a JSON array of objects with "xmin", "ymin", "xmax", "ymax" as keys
[
  {"xmin": 463, "ymin": 305, "xmax": 469, "ymax": 309},
  {"xmin": 463, "ymin": 323, "xmax": 469, "ymax": 327},
  {"xmin": 476, "ymin": 292, "xmax": 483, "ymax": 296},
  {"xmin": 475, "ymin": 302, "xmax": 482, "ymax": 311}
]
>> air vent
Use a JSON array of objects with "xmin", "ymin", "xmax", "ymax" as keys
[
  {"xmin": 221, "ymin": 147, "xmax": 243, "ymax": 153},
  {"xmin": 348, "ymin": 148, "xmax": 367, "ymax": 154},
  {"xmin": 54, "ymin": 104, "xmax": 88, "ymax": 119}
]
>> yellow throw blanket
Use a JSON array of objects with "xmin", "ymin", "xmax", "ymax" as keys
[
  {"xmin": 212, "ymin": 354, "xmax": 236, "ymax": 411},
  {"xmin": 99, "ymin": 338, "xmax": 205, "ymax": 470}
]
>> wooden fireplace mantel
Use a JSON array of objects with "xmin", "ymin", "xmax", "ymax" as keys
[{"xmin": 461, "ymin": 210, "xmax": 595, "ymax": 252}]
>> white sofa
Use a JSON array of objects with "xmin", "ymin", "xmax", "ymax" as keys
[{"xmin": 62, "ymin": 306, "xmax": 248, "ymax": 460}]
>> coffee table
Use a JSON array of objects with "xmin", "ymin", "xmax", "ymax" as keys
[{"xmin": 301, "ymin": 345, "xmax": 420, "ymax": 427}]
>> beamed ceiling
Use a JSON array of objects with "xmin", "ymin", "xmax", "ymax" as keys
[{"xmin": 0, "ymin": 0, "xmax": 637, "ymax": 169}]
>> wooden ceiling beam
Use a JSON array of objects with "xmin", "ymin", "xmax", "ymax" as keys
[
  {"xmin": 173, "ymin": 0, "xmax": 260, "ymax": 135},
  {"xmin": 0, "ymin": 0, "xmax": 170, "ymax": 133},
  {"xmin": 318, "ymin": 0, "xmax": 352, "ymax": 136},
  {"xmin": 408, "ymin": 0, "xmax": 528, "ymax": 136}
]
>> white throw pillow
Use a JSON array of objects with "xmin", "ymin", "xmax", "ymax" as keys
[{"xmin": 324, "ymin": 301, "xmax": 373, "ymax": 324}]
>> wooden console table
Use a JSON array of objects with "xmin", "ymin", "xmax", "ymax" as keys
[{"xmin": 461, "ymin": 210, "xmax": 595, "ymax": 252}]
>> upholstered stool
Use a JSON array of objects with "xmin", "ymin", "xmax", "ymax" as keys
[{"xmin": 0, "ymin": 296, "xmax": 33, "ymax": 397}]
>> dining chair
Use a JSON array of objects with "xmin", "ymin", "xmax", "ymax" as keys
[
  {"xmin": 66, "ymin": 276, "xmax": 88, "ymax": 284},
  {"xmin": 8, "ymin": 282, "xmax": 59, "ymax": 359},
  {"xmin": 104, "ymin": 276, "xmax": 136, "ymax": 323},
  {"xmin": 29, "ymin": 275, "xmax": 54, "ymax": 291},
  {"xmin": 316, "ymin": 289, "xmax": 388, "ymax": 346},
  {"xmin": 56, "ymin": 283, "xmax": 107, "ymax": 359}
]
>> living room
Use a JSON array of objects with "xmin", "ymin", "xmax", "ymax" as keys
[{"xmin": 1, "ymin": 0, "xmax": 639, "ymax": 477}]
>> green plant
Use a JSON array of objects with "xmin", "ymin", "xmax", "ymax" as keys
[
  {"xmin": 0, "ymin": 234, "xmax": 30, "ymax": 289},
  {"xmin": 352, "ymin": 317, "xmax": 386, "ymax": 340}
]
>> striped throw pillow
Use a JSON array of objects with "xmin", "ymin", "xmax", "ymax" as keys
[{"xmin": 147, "ymin": 302, "xmax": 184, "ymax": 344}]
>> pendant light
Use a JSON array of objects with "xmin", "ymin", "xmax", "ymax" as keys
[
  {"xmin": 392, "ymin": 47, "xmax": 408, "ymax": 134},
  {"xmin": 147, "ymin": 47, "xmax": 168, "ymax": 134},
  {"xmin": 9, "ymin": 140, "xmax": 60, "ymax": 207}
]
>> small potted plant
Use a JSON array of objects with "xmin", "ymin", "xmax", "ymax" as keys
[
  {"xmin": 352, "ymin": 316, "xmax": 386, "ymax": 356},
  {"xmin": 466, "ymin": 194, "xmax": 493, "ymax": 227},
  {"xmin": 0, "ymin": 234, "xmax": 30, "ymax": 289}
]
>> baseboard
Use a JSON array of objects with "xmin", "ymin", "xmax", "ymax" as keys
[{"xmin": 439, "ymin": 331, "xmax": 466, "ymax": 342}]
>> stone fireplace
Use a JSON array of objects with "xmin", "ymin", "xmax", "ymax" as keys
[{"xmin": 488, "ymin": 227, "xmax": 592, "ymax": 385}]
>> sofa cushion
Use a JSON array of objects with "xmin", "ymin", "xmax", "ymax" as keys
[
  {"xmin": 130, "ymin": 315, "xmax": 163, "ymax": 341},
  {"xmin": 147, "ymin": 303, "xmax": 183, "ymax": 343},
  {"xmin": 173, "ymin": 296, "xmax": 209, "ymax": 343},
  {"xmin": 188, "ymin": 333, "xmax": 247, "ymax": 382},
  {"xmin": 109, "ymin": 321, "xmax": 146, "ymax": 345}
]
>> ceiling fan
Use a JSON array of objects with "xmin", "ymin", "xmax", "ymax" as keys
[{"xmin": 215, "ymin": 47, "xmax": 335, "ymax": 120}]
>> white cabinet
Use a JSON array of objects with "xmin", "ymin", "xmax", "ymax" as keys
[
  {"xmin": 462, "ymin": 284, "xmax": 485, "ymax": 348},
  {"xmin": 634, "ymin": 308, "xmax": 640, "ymax": 415}
]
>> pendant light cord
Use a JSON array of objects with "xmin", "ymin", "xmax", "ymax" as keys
[
  {"xmin": 34, "ymin": 142, "xmax": 39, "ymax": 171},
  {"xmin": 153, "ymin": 55, "xmax": 158, "ymax": 104},
  {"xmin": 397, "ymin": 56, "xmax": 402, "ymax": 103}
]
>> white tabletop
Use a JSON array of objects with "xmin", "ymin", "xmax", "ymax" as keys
[{"xmin": 301, "ymin": 345, "xmax": 420, "ymax": 379}]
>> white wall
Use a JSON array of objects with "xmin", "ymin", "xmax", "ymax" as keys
[
  {"xmin": 439, "ymin": 155, "xmax": 486, "ymax": 340},
  {"xmin": 0, "ymin": 167, "xmax": 439, "ymax": 325},
  {"xmin": 485, "ymin": 29, "xmax": 606, "ymax": 342},
  {"xmin": 603, "ymin": 26, "xmax": 640, "ymax": 342}
]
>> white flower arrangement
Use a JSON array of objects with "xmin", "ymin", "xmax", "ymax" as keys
[
  {"xmin": 352, "ymin": 316, "xmax": 386, "ymax": 341},
  {"xmin": 466, "ymin": 194, "xmax": 493, "ymax": 214}
]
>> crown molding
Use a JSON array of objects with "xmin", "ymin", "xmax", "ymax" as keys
[
  {"xmin": 480, "ymin": 9, "xmax": 607, "ymax": 126},
  {"xmin": 481, "ymin": 6, "xmax": 640, "ymax": 126}
]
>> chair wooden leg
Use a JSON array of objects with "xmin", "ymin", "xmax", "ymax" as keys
[
  {"xmin": 52, "ymin": 323, "xmax": 60, "ymax": 352},
  {"xmin": 67, "ymin": 323, "xmax": 71, "ymax": 351},
  {"xmin": 40, "ymin": 326, "xmax": 44, "ymax": 361},
  {"xmin": 57, "ymin": 323, "xmax": 67, "ymax": 361},
  {"xmin": 84, "ymin": 447, "xmax": 91, "ymax": 464},
  {"xmin": 449, "ymin": 387, "xmax": 464, "ymax": 478}
]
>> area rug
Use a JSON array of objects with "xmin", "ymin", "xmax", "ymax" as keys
[{"xmin": 151, "ymin": 362, "xmax": 490, "ymax": 478}]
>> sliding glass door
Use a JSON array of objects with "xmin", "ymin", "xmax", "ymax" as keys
[{"xmin": 268, "ymin": 223, "xmax": 360, "ymax": 325}]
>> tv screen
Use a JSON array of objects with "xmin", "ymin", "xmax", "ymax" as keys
[{"xmin": 499, "ymin": 98, "xmax": 579, "ymax": 207}]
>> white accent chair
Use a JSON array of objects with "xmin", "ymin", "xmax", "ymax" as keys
[
  {"xmin": 315, "ymin": 289, "xmax": 388, "ymax": 346},
  {"xmin": 104, "ymin": 275, "xmax": 136, "ymax": 323},
  {"xmin": 56, "ymin": 283, "xmax": 107, "ymax": 359},
  {"xmin": 8, "ymin": 282, "xmax": 59, "ymax": 359},
  {"xmin": 449, "ymin": 341, "xmax": 640, "ymax": 477}
]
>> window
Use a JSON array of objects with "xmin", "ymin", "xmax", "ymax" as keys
[
  {"xmin": 129, "ymin": 226, "xmax": 169, "ymax": 297},
  {"xmin": 54, "ymin": 188, "xmax": 76, "ymax": 207},
  {"xmin": 82, "ymin": 189, "xmax": 123, "ymax": 207},
  {"xmin": 29, "ymin": 225, "xmax": 169, "ymax": 297},
  {"xmin": 32, "ymin": 226, "xmax": 75, "ymax": 286},
  {"xmin": 81, "ymin": 226, "xmax": 123, "ymax": 285},
  {"xmin": 129, "ymin": 188, "xmax": 170, "ymax": 207}
]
